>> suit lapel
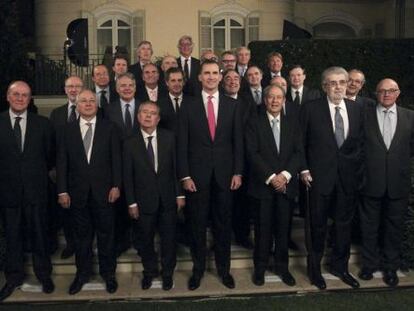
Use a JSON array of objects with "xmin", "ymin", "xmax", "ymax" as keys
[
  {"xmin": 279, "ymin": 113, "xmax": 291, "ymax": 155},
  {"xmin": 22, "ymin": 113, "xmax": 34, "ymax": 154},
  {"xmin": 368, "ymin": 105, "xmax": 388, "ymax": 150},
  {"xmin": 260, "ymin": 113, "xmax": 279, "ymax": 155},
  {"xmin": 197, "ymin": 95, "xmax": 213, "ymax": 142},
  {"xmin": 138, "ymin": 131, "xmax": 157, "ymax": 174},
  {"xmin": 157, "ymin": 130, "xmax": 166, "ymax": 174},
  {"xmin": 321, "ymin": 99, "xmax": 337, "ymax": 147},
  {"xmin": 89, "ymin": 118, "xmax": 101, "ymax": 164},
  {"xmin": 389, "ymin": 106, "xmax": 403, "ymax": 150}
]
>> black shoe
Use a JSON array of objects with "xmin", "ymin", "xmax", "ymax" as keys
[
  {"xmin": 383, "ymin": 270, "xmax": 399, "ymax": 287},
  {"xmin": 162, "ymin": 277, "xmax": 173, "ymax": 291},
  {"xmin": 221, "ymin": 273, "xmax": 235, "ymax": 289},
  {"xmin": 236, "ymin": 238, "xmax": 254, "ymax": 250},
  {"xmin": 358, "ymin": 267, "xmax": 375, "ymax": 281},
  {"xmin": 252, "ymin": 271, "xmax": 265, "ymax": 286},
  {"xmin": 279, "ymin": 271, "xmax": 296, "ymax": 287},
  {"xmin": 188, "ymin": 274, "xmax": 202, "ymax": 290},
  {"xmin": 310, "ymin": 273, "xmax": 326, "ymax": 290},
  {"xmin": 288, "ymin": 240, "xmax": 299, "ymax": 251},
  {"xmin": 41, "ymin": 278, "xmax": 55, "ymax": 294},
  {"xmin": 61, "ymin": 247, "xmax": 75, "ymax": 259},
  {"xmin": 0, "ymin": 282, "xmax": 22, "ymax": 302},
  {"xmin": 141, "ymin": 276, "xmax": 153, "ymax": 290},
  {"xmin": 330, "ymin": 270, "xmax": 360, "ymax": 289},
  {"xmin": 105, "ymin": 277, "xmax": 118, "ymax": 294},
  {"xmin": 69, "ymin": 276, "xmax": 88, "ymax": 295}
]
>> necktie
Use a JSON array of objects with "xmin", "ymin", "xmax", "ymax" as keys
[
  {"xmin": 14, "ymin": 116, "xmax": 22, "ymax": 152},
  {"xmin": 147, "ymin": 136, "xmax": 155, "ymax": 170},
  {"xmin": 174, "ymin": 97, "xmax": 180, "ymax": 113},
  {"xmin": 149, "ymin": 89, "xmax": 157, "ymax": 101},
  {"xmin": 124, "ymin": 103, "xmax": 133, "ymax": 134},
  {"xmin": 207, "ymin": 95, "xmax": 216, "ymax": 141},
  {"xmin": 293, "ymin": 90, "xmax": 300, "ymax": 106},
  {"xmin": 184, "ymin": 58, "xmax": 189, "ymax": 79},
  {"xmin": 271, "ymin": 118, "xmax": 280, "ymax": 152},
  {"xmin": 334, "ymin": 106, "xmax": 345, "ymax": 148},
  {"xmin": 83, "ymin": 122, "xmax": 92, "ymax": 160},
  {"xmin": 383, "ymin": 109, "xmax": 392, "ymax": 149},
  {"xmin": 100, "ymin": 89, "xmax": 108, "ymax": 109},
  {"xmin": 68, "ymin": 105, "xmax": 77, "ymax": 122},
  {"xmin": 254, "ymin": 89, "xmax": 261, "ymax": 106}
]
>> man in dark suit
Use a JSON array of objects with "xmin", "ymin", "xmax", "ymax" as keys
[
  {"xmin": 222, "ymin": 69, "xmax": 256, "ymax": 249},
  {"xmin": 0, "ymin": 81, "xmax": 55, "ymax": 301},
  {"xmin": 128, "ymin": 40, "xmax": 153, "ymax": 90},
  {"xmin": 178, "ymin": 60, "xmax": 243, "ymax": 290},
  {"xmin": 220, "ymin": 50, "xmax": 237, "ymax": 72},
  {"xmin": 136, "ymin": 63, "xmax": 167, "ymax": 103},
  {"xmin": 92, "ymin": 64, "xmax": 118, "ymax": 111},
  {"xmin": 176, "ymin": 35, "xmax": 201, "ymax": 96},
  {"xmin": 359, "ymin": 79, "xmax": 414, "ymax": 287},
  {"xmin": 123, "ymin": 101, "xmax": 185, "ymax": 291},
  {"xmin": 110, "ymin": 55, "xmax": 129, "ymax": 93},
  {"xmin": 49, "ymin": 75, "xmax": 84, "ymax": 259},
  {"xmin": 104, "ymin": 72, "xmax": 140, "ymax": 256},
  {"xmin": 261, "ymin": 52, "xmax": 284, "ymax": 88},
  {"xmin": 242, "ymin": 65, "xmax": 265, "ymax": 114},
  {"xmin": 346, "ymin": 69, "xmax": 376, "ymax": 107},
  {"xmin": 300, "ymin": 67, "xmax": 363, "ymax": 290},
  {"xmin": 246, "ymin": 85, "xmax": 303, "ymax": 287},
  {"xmin": 57, "ymin": 89, "xmax": 121, "ymax": 295},
  {"xmin": 235, "ymin": 46, "xmax": 251, "ymax": 92}
]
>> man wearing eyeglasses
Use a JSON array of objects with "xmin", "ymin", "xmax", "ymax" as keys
[
  {"xmin": 300, "ymin": 67, "xmax": 363, "ymax": 290},
  {"xmin": 346, "ymin": 69, "xmax": 375, "ymax": 107},
  {"xmin": 359, "ymin": 79, "xmax": 414, "ymax": 287}
]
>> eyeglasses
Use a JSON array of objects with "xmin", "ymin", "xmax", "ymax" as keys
[
  {"xmin": 325, "ymin": 80, "xmax": 348, "ymax": 87},
  {"xmin": 65, "ymin": 85, "xmax": 83, "ymax": 89},
  {"xmin": 376, "ymin": 89, "xmax": 400, "ymax": 95}
]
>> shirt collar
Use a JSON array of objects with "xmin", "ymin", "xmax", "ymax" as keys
[
  {"xmin": 9, "ymin": 109, "xmax": 27, "ymax": 120},
  {"xmin": 169, "ymin": 93, "xmax": 183, "ymax": 101},
  {"xmin": 95, "ymin": 85, "xmax": 109, "ymax": 93},
  {"xmin": 377, "ymin": 103, "xmax": 397, "ymax": 113},
  {"xmin": 68, "ymin": 100, "xmax": 76, "ymax": 108},
  {"xmin": 120, "ymin": 98, "xmax": 135, "ymax": 106},
  {"xmin": 180, "ymin": 55, "xmax": 191, "ymax": 62},
  {"xmin": 266, "ymin": 111, "xmax": 280, "ymax": 123},
  {"xmin": 327, "ymin": 97, "xmax": 346, "ymax": 110},
  {"xmin": 141, "ymin": 128, "xmax": 157, "ymax": 139},
  {"xmin": 202, "ymin": 90, "xmax": 219, "ymax": 103},
  {"xmin": 251, "ymin": 86, "xmax": 262, "ymax": 93},
  {"xmin": 79, "ymin": 116, "xmax": 96, "ymax": 126},
  {"xmin": 291, "ymin": 86, "xmax": 304, "ymax": 94}
]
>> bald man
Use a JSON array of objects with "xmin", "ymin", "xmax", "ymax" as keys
[
  {"xmin": 359, "ymin": 79, "xmax": 414, "ymax": 287},
  {"xmin": 0, "ymin": 81, "xmax": 54, "ymax": 301}
]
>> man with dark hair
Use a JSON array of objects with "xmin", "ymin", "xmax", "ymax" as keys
[
  {"xmin": 0, "ymin": 81, "xmax": 54, "ymax": 301},
  {"xmin": 128, "ymin": 40, "xmax": 153, "ymax": 89},
  {"xmin": 220, "ymin": 51, "xmax": 237, "ymax": 71},
  {"xmin": 57, "ymin": 89, "xmax": 121, "ymax": 295},
  {"xmin": 123, "ymin": 101, "xmax": 184, "ymax": 291},
  {"xmin": 178, "ymin": 60, "xmax": 243, "ymax": 290},
  {"xmin": 262, "ymin": 52, "xmax": 284, "ymax": 88},
  {"xmin": 243, "ymin": 65, "xmax": 265, "ymax": 113},
  {"xmin": 92, "ymin": 64, "xmax": 118, "ymax": 110}
]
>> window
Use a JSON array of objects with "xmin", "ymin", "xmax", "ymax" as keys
[{"xmin": 97, "ymin": 17, "xmax": 131, "ymax": 56}]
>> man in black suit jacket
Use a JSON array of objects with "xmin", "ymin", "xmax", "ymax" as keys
[
  {"xmin": 128, "ymin": 40, "xmax": 153, "ymax": 90},
  {"xmin": 300, "ymin": 67, "xmax": 363, "ymax": 290},
  {"xmin": 235, "ymin": 46, "xmax": 251, "ymax": 92},
  {"xmin": 92, "ymin": 64, "xmax": 118, "ymax": 111},
  {"xmin": 49, "ymin": 75, "xmax": 84, "ymax": 259},
  {"xmin": 123, "ymin": 101, "xmax": 184, "ymax": 291},
  {"xmin": 178, "ymin": 60, "xmax": 244, "ymax": 290},
  {"xmin": 242, "ymin": 65, "xmax": 265, "ymax": 114},
  {"xmin": 177, "ymin": 35, "xmax": 201, "ymax": 96},
  {"xmin": 104, "ymin": 72, "xmax": 140, "ymax": 256},
  {"xmin": 359, "ymin": 79, "xmax": 414, "ymax": 287},
  {"xmin": 57, "ymin": 89, "xmax": 122, "ymax": 295},
  {"xmin": 0, "ymin": 81, "xmax": 55, "ymax": 301},
  {"xmin": 109, "ymin": 55, "xmax": 129, "ymax": 94},
  {"xmin": 261, "ymin": 52, "xmax": 284, "ymax": 88},
  {"xmin": 246, "ymin": 85, "xmax": 304, "ymax": 287},
  {"xmin": 136, "ymin": 63, "xmax": 168, "ymax": 103},
  {"xmin": 346, "ymin": 69, "xmax": 376, "ymax": 108}
]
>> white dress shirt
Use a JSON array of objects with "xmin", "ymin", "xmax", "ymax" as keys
[
  {"xmin": 202, "ymin": 90, "xmax": 219, "ymax": 123},
  {"xmin": 180, "ymin": 56, "xmax": 192, "ymax": 75},
  {"xmin": 328, "ymin": 98, "xmax": 349, "ymax": 140},
  {"xmin": 146, "ymin": 86, "xmax": 158, "ymax": 102},
  {"xmin": 9, "ymin": 109, "xmax": 27, "ymax": 150},
  {"xmin": 290, "ymin": 86, "xmax": 304, "ymax": 104},
  {"xmin": 80, "ymin": 116, "xmax": 96, "ymax": 163},
  {"xmin": 67, "ymin": 101, "xmax": 79, "ymax": 120},
  {"xmin": 169, "ymin": 93, "xmax": 183, "ymax": 111},
  {"xmin": 95, "ymin": 85, "xmax": 110, "ymax": 107}
]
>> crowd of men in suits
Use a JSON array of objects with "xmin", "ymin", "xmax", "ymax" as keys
[{"xmin": 1, "ymin": 34, "xmax": 413, "ymax": 301}]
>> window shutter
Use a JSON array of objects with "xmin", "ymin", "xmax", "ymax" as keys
[
  {"xmin": 199, "ymin": 11, "xmax": 212, "ymax": 54},
  {"xmin": 132, "ymin": 11, "xmax": 145, "ymax": 62},
  {"xmin": 246, "ymin": 14, "xmax": 259, "ymax": 43}
]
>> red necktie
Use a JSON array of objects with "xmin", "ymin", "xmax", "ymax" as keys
[{"xmin": 207, "ymin": 95, "xmax": 216, "ymax": 141}]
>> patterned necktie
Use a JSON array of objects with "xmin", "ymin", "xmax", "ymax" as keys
[
  {"xmin": 14, "ymin": 116, "xmax": 22, "ymax": 152},
  {"xmin": 335, "ymin": 106, "xmax": 345, "ymax": 147},
  {"xmin": 294, "ymin": 90, "xmax": 300, "ymax": 106},
  {"xmin": 147, "ymin": 136, "xmax": 155, "ymax": 170},
  {"xmin": 271, "ymin": 118, "xmax": 280, "ymax": 152},
  {"xmin": 174, "ymin": 97, "xmax": 180, "ymax": 113},
  {"xmin": 207, "ymin": 95, "xmax": 216, "ymax": 141},
  {"xmin": 100, "ymin": 89, "xmax": 108, "ymax": 109},
  {"xmin": 124, "ymin": 103, "xmax": 133, "ymax": 134},
  {"xmin": 383, "ymin": 109, "xmax": 392, "ymax": 149},
  {"xmin": 68, "ymin": 105, "xmax": 77, "ymax": 122},
  {"xmin": 83, "ymin": 122, "xmax": 93, "ymax": 160},
  {"xmin": 254, "ymin": 89, "xmax": 261, "ymax": 106},
  {"xmin": 184, "ymin": 58, "xmax": 189, "ymax": 79}
]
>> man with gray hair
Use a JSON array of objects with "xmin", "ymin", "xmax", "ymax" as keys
[
  {"xmin": 177, "ymin": 35, "xmax": 200, "ymax": 95},
  {"xmin": 300, "ymin": 66, "xmax": 363, "ymax": 290},
  {"xmin": 128, "ymin": 40, "xmax": 154, "ymax": 89},
  {"xmin": 346, "ymin": 69, "xmax": 375, "ymax": 107}
]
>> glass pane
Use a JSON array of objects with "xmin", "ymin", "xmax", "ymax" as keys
[
  {"xmin": 118, "ymin": 20, "xmax": 130, "ymax": 27},
  {"xmin": 214, "ymin": 19, "xmax": 225, "ymax": 27},
  {"xmin": 100, "ymin": 20, "xmax": 112, "ymax": 27},
  {"xmin": 248, "ymin": 17, "xmax": 259, "ymax": 26},
  {"xmin": 213, "ymin": 28, "xmax": 225, "ymax": 50},
  {"xmin": 230, "ymin": 19, "xmax": 242, "ymax": 27},
  {"xmin": 97, "ymin": 28, "xmax": 112, "ymax": 55},
  {"xmin": 249, "ymin": 27, "xmax": 259, "ymax": 41},
  {"xmin": 118, "ymin": 29, "xmax": 131, "ymax": 56},
  {"xmin": 231, "ymin": 28, "xmax": 245, "ymax": 49}
]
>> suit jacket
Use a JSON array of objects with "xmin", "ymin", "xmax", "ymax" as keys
[
  {"xmin": 246, "ymin": 112, "xmax": 303, "ymax": 200},
  {"xmin": 286, "ymin": 85, "xmax": 321, "ymax": 107},
  {"xmin": 56, "ymin": 118, "xmax": 122, "ymax": 207},
  {"xmin": 0, "ymin": 111, "xmax": 53, "ymax": 208},
  {"xmin": 123, "ymin": 128, "xmax": 180, "ymax": 214},
  {"xmin": 92, "ymin": 84, "xmax": 119, "ymax": 112},
  {"xmin": 300, "ymin": 97, "xmax": 363, "ymax": 195},
  {"xmin": 234, "ymin": 93, "xmax": 257, "ymax": 127},
  {"xmin": 158, "ymin": 94, "xmax": 193, "ymax": 134},
  {"xmin": 261, "ymin": 70, "xmax": 284, "ymax": 88},
  {"xmin": 241, "ymin": 87, "xmax": 265, "ymax": 115},
  {"xmin": 363, "ymin": 104, "xmax": 414, "ymax": 199},
  {"xmin": 128, "ymin": 62, "xmax": 145, "ymax": 89},
  {"xmin": 354, "ymin": 95, "xmax": 376, "ymax": 108},
  {"xmin": 177, "ymin": 56, "xmax": 201, "ymax": 96},
  {"xmin": 177, "ymin": 93, "xmax": 244, "ymax": 189},
  {"xmin": 136, "ymin": 83, "xmax": 168, "ymax": 103},
  {"xmin": 104, "ymin": 99, "xmax": 140, "ymax": 140}
]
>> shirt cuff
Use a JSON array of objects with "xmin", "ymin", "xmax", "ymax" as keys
[
  {"xmin": 265, "ymin": 173, "xmax": 276, "ymax": 185},
  {"xmin": 280, "ymin": 171, "xmax": 292, "ymax": 183},
  {"xmin": 58, "ymin": 192, "xmax": 68, "ymax": 196},
  {"xmin": 176, "ymin": 196, "xmax": 185, "ymax": 199},
  {"xmin": 181, "ymin": 176, "xmax": 191, "ymax": 182},
  {"xmin": 129, "ymin": 203, "xmax": 138, "ymax": 208},
  {"xmin": 300, "ymin": 170, "xmax": 310, "ymax": 175}
]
